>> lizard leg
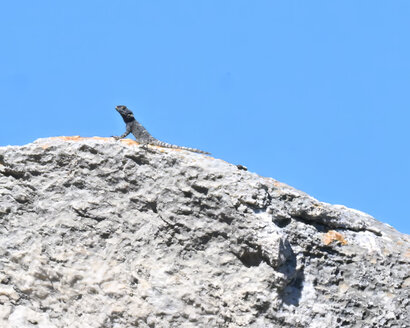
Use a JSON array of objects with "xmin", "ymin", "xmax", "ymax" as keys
[{"xmin": 111, "ymin": 131, "xmax": 130, "ymax": 140}]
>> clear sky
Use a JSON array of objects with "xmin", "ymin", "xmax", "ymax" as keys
[{"xmin": 1, "ymin": 1, "xmax": 409, "ymax": 234}]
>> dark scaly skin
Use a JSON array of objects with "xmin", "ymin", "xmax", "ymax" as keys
[{"xmin": 112, "ymin": 105, "xmax": 210, "ymax": 154}]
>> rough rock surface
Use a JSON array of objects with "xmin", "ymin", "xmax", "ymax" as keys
[{"xmin": 0, "ymin": 137, "xmax": 408, "ymax": 328}]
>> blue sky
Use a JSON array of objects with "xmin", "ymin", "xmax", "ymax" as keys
[{"xmin": 1, "ymin": 1, "xmax": 409, "ymax": 234}]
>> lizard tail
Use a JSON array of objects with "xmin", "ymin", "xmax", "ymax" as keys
[{"xmin": 154, "ymin": 141, "xmax": 210, "ymax": 154}]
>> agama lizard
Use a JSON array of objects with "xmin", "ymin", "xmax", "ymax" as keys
[{"xmin": 112, "ymin": 105, "xmax": 210, "ymax": 154}]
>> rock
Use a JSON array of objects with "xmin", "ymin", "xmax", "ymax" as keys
[{"xmin": 0, "ymin": 136, "xmax": 408, "ymax": 327}]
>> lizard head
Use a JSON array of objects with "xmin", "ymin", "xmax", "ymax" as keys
[{"xmin": 115, "ymin": 105, "xmax": 135, "ymax": 122}]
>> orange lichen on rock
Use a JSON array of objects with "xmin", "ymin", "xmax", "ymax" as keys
[
  {"xmin": 273, "ymin": 181, "xmax": 286, "ymax": 188},
  {"xmin": 89, "ymin": 137, "xmax": 115, "ymax": 141},
  {"xmin": 50, "ymin": 136, "xmax": 128, "ymax": 142},
  {"xmin": 50, "ymin": 136, "xmax": 83, "ymax": 141},
  {"xmin": 323, "ymin": 230, "xmax": 347, "ymax": 246},
  {"xmin": 119, "ymin": 139, "xmax": 140, "ymax": 146}
]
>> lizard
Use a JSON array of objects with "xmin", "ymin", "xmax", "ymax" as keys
[{"xmin": 112, "ymin": 105, "xmax": 210, "ymax": 154}]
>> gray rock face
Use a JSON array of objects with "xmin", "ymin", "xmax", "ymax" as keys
[{"xmin": 0, "ymin": 137, "xmax": 408, "ymax": 328}]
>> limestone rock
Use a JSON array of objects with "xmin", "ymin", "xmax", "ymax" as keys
[{"xmin": 0, "ymin": 137, "xmax": 408, "ymax": 327}]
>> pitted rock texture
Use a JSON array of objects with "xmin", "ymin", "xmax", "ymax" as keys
[{"xmin": 0, "ymin": 137, "xmax": 408, "ymax": 328}]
